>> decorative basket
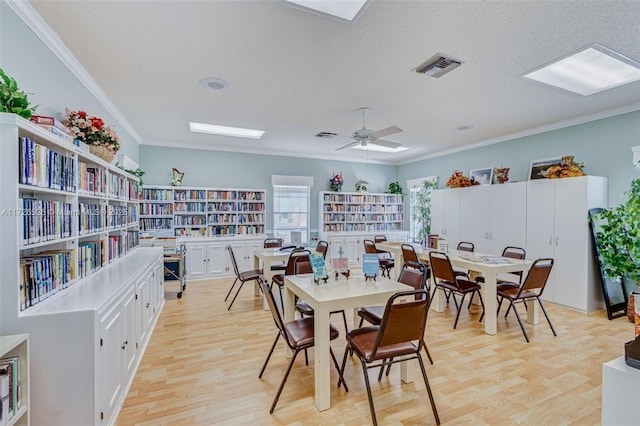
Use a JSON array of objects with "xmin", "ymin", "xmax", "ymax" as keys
[{"xmin": 89, "ymin": 145, "xmax": 115, "ymax": 163}]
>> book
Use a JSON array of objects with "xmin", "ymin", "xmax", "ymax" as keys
[
  {"xmin": 30, "ymin": 115, "xmax": 73, "ymax": 135},
  {"xmin": 309, "ymin": 252, "xmax": 328, "ymax": 282},
  {"xmin": 362, "ymin": 253, "xmax": 379, "ymax": 278},
  {"xmin": 0, "ymin": 357, "xmax": 19, "ymax": 418}
]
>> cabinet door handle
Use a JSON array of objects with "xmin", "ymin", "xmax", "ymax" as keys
[
  {"xmin": 555, "ymin": 237, "xmax": 559, "ymax": 246},
  {"xmin": 489, "ymin": 233, "xmax": 493, "ymax": 240},
  {"xmin": 549, "ymin": 236, "xmax": 553, "ymax": 245}
]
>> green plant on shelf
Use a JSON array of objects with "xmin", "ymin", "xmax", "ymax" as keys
[
  {"xmin": 0, "ymin": 68, "xmax": 37, "ymax": 119},
  {"xmin": 385, "ymin": 181, "xmax": 404, "ymax": 195},
  {"xmin": 117, "ymin": 164, "xmax": 145, "ymax": 186}
]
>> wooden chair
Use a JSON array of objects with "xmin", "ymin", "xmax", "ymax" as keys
[
  {"xmin": 264, "ymin": 237, "xmax": 286, "ymax": 271},
  {"xmin": 475, "ymin": 246, "xmax": 526, "ymax": 286},
  {"xmin": 429, "ymin": 251, "xmax": 485, "ymax": 329},
  {"xmin": 257, "ymin": 276, "xmax": 348, "ymax": 413},
  {"xmin": 339, "ymin": 289, "xmax": 440, "ymax": 426},
  {"xmin": 271, "ymin": 248, "xmax": 309, "ymax": 303},
  {"xmin": 497, "ymin": 258, "xmax": 556, "ymax": 342},
  {"xmin": 315, "ymin": 240, "xmax": 329, "ymax": 259},
  {"xmin": 224, "ymin": 245, "xmax": 262, "ymax": 310},
  {"xmin": 357, "ymin": 262, "xmax": 434, "ymax": 368},
  {"xmin": 364, "ymin": 239, "xmax": 394, "ymax": 278}
]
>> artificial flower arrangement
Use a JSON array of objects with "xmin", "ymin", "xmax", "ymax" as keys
[
  {"xmin": 446, "ymin": 170, "xmax": 472, "ymax": 188},
  {"xmin": 64, "ymin": 108, "xmax": 120, "ymax": 160},
  {"xmin": 329, "ymin": 172, "xmax": 343, "ymax": 191}
]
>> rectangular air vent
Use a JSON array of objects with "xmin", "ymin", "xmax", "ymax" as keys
[{"xmin": 413, "ymin": 53, "xmax": 463, "ymax": 78}]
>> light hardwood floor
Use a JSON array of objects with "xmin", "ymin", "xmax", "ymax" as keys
[{"xmin": 118, "ymin": 277, "xmax": 631, "ymax": 425}]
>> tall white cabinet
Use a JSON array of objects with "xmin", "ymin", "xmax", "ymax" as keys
[
  {"xmin": 431, "ymin": 176, "xmax": 607, "ymax": 313},
  {"xmin": 526, "ymin": 176, "xmax": 607, "ymax": 312}
]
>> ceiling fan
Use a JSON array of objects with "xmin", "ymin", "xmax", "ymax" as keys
[{"xmin": 334, "ymin": 107, "xmax": 403, "ymax": 151}]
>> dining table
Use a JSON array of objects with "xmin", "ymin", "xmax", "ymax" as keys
[
  {"xmin": 283, "ymin": 273, "xmax": 414, "ymax": 411},
  {"xmin": 253, "ymin": 247, "xmax": 291, "ymax": 310},
  {"xmin": 376, "ymin": 242, "xmax": 534, "ymax": 336}
]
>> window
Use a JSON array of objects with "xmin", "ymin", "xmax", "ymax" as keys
[
  {"xmin": 407, "ymin": 176, "xmax": 438, "ymax": 243},
  {"xmin": 272, "ymin": 175, "xmax": 313, "ymax": 244}
]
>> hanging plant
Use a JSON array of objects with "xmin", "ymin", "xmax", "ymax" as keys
[{"xmin": 0, "ymin": 68, "xmax": 37, "ymax": 119}]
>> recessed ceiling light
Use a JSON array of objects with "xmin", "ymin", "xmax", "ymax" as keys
[
  {"xmin": 522, "ymin": 44, "xmax": 640, "ymax": 96},
  {"xmin": 199, "ymin": 77, "xmax": 230, "ymax": 91},
  {"xmin": 352, "ymin": 144, "xmax": 409, "ymax": 154},
  {"xmin": 283, "ymin": 0, "xmax": 368, "ymax": 22},
  {"xmin": 189, "ymin": 122, "xmax": 265, "ymax": 139}
]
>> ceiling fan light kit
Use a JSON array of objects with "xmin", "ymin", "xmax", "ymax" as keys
[{"xmin": 333, "ymin": 107, "xmax": 403, "ymax": 151}]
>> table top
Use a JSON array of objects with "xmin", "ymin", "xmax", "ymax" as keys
[{"xmin": 284, "ymin": 273, "xmax": 412, "ymax": 308}]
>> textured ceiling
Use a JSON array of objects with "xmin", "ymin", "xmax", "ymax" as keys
[{"xmin": 29, "ymin": 0, "xmax": 640, "ymax": 164}]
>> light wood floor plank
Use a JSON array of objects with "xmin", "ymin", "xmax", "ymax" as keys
[{"xmin": 117, "ymin": 277, "xmax": 631, "ymax": 425}]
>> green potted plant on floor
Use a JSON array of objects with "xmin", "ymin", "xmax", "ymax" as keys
[
  {"xmin": 596, "ymin": 174, "xmax": 640, "ymax": 320},
  {"xmin": 411, "ymin": 179, "xmax": 439, "ymax": 245},
  {"xmin": 0, "ymin": 68, "xmax": 36, "ymax": 119}
]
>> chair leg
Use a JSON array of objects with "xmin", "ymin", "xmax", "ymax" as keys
[
  {"xmin": 270, "ymin": 348, "xmax": 300, "ymax": 414},
  {"xmin": 417, "ymin": 353, "xmax": 441, "ymax": 425},
  {"xmin": 358, "ymin": 316, "xmax": 364, "ymax": 328},
  {"xmin": 259, "ymin": 333, "xmax": 281, "ymax": 378},
  {"xmin": 453, "ymin": 293, "xmax": 466, "ymax": 329},
  {"xmin": 360, "ymin": 358, "xmax": 378, "ymax": 426},
  {"xmin": 476, "ymin": 290, "xmax": 485, "ymax": 323},
  {"xmin": 224, "ymin": 277, "xmax": 239, "ymax": 301},
  {"xmin": 227, "ymin": 280, "xmax": 246, "ymax": 310},
  {"xmin": 304, "ymin": 348, "xmax": 308, "ymax": 366},
  {"xmin": 537, "ymin": 298, "xmax": 557, "ymax": 336},
  {"xmin": 339, "ymin": 343, "xmax": 350, "ymax": 389},
  {"xmin": 422, "ymin": 340, "xmax": 434, "ymax": 365},
  {"xmin": 330, "ymin": 347, "xmax": 348, "ymax": 392},
  {"xmin": 511, "ymin": 301, "xmax": 530, "ymax": 343}
]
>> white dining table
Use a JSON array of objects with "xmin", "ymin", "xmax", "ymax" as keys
[
  {"xmin": 253, "ymin": 247, "xmax": 291, "ymax": 310},
  {"xmin": 376, "ymin": 242, "xmax": 534, "ymax": 336},
  {"xmin": 283, "ymin": 273, "xmax": 414, "ymax": 411},
  {"xmin": 419, "ymin": 249, "xmax": 533, "ymax": 335}
]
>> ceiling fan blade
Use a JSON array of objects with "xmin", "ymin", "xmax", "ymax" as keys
[
  {"xmin": 370, "ymin": 125, "xmax": 402, "ymax": 139},
  {"xmin": 335, "ymin": 140, "xmax": 359, "ymax": 151},
  {"xmin": 370, "ymin": 139, "xmax": 402, "ymax": 149}
]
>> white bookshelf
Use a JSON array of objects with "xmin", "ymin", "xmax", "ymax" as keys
[
  {"xmin": 0, "ymin": 334, "xmax": 29, "ymax": 426},
  {"xmin": 140, "ymin": 186, "xmax": 266, "ymax": 237},
  {"xmin": 0, "ymin": 113, "xmax": 160, "ymax": 425}
]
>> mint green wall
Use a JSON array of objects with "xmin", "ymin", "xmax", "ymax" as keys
[
  {"xmin": 0, "ymin": 3, "xmax": 139, "ymax": 161},
  {"xmin": 399, "ymin": 111, "xmax": 640, "ymax": 208},
  {"xmin": 139, "ymin": 146, "xmax": 399, "ymax": 231}
]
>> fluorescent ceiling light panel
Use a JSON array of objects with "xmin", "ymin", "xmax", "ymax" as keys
[
  {"xmin": 189, "ymin": 122, "xmax": 265, "ymax": 139},
  {"xmin": 284, "ymin": 0, "xmax": 368, "ymax": 22},
  {"xmin": 352, "ymin": 144, "xmax": 409, "ymax": 153},
  {"xmin": 522, "ymin": 44, "xmax": 640, "ymax": 96}
]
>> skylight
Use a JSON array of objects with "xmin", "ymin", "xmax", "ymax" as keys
[
  {"xmin": 522, "ymin": 44, "xmax": 640, "ymax": 96},
  {"xmin": 189, "ymin": 122, "xmax": 265, "ymax": 139},
  {"xmin": 352, "ymin": 144, "xmax": 409, "ymax": 154},
  {"xmin": 284, "ymin": 0, "xmax": 368, "ymax": 22}
]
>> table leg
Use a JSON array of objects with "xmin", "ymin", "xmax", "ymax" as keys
[
  {"xmin": 468, "ymin": 270, "xmax": 482, "ymax": 305},
  {"xmin": 283, "ymin": 285, "xmax": 295, "ymax": 357},
  {"xmin": 483, "ymin": 271, "xmax": 497, "ymax": 335},
  {"xmin": 314, "ymin": 306, "xmax": 331, "ymax": 411},
  {"xmin": 254, "ymin": 255, "xmax": 270, "ymax": 310},
  {"xmin": 393, "ymin": 249, "xmax": 404, "ymax": 279},
  {"xmin": 526, "ymin": 299, "xmax": 539, "ymax": 324}
]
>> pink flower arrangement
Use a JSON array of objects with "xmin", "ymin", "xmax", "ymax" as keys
[{"xmin": 64, "ymin": 108, "xmax": 120, "ymax": 153}]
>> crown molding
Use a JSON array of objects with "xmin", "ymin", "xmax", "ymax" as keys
[{"xmin": 6, "ymin": 0, "xmax": 142, "ymax": 144}]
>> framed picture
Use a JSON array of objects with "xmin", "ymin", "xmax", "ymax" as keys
[
  {"xmin": 529, "ymin": 157, "xmax": 563, "ymax": 180},
  {"xmin": 469, "ymin": 168, "xmax": 493, "ymax": 185}
]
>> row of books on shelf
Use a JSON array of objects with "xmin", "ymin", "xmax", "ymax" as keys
[
  {"xmin": 19, "ymin": 249, "xmax": 75, "ymax": 310},
  {"xmin": 140, "ymin": 218, "xmax": 173, "ymax": 230},
  {"xmin": 20, "ymin": 199, "xmax": 73, "ymax": 246},
  {"xmin": 108, "ymin": 174, "xmax": 129, "ymax": 200},
  {"xmin": 0, "ymin": 355, "xmax": 22, "ymax": 425},
  {"xmin": 78, "ymin": 203, "xmax": 107, "ymax": 235},
  {"xmin": 78, "ymin": 162, "xmax": 107, "ymax": 196},
  {"xmin": 174, "ymin": 216, "xmax": 206, "ymax": 226},
  {"xmin": 78, "ymin": 241, "xmax": 107, "ymax": 278},
  {"xmin": 209, "ymin": 213, "xmax": 264, "ymax": 223},
  {"xmin": 322, "ymin": 193, "xmax": 402, "ymax": 203},
  {"xmin": 209, "ymin": 224, "xmax": 264, "ymax": 235},
  {"xmin": 141, "ymin": 188, "xmax": 173, "ymax": 201},
  {"xmin": 322, "ymin": 223, "xmax": 405, "ymax": 232},
  {"xmin": 324, "ymin": 205, "xmax": 404, "ymax": 213},
  {"xmin": 19, "ymin": 137, "xmax": 76, "ymax": 192},
  {"xmin": 141, "ymin": 204, "xmax": 172, "ymax": 215}
]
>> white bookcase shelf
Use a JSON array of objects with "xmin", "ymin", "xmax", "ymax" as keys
[
  {"xmin": 319, "ymin": 191, "xmax": 404, "ymax": 234},
  {"xmin": 1, "ymin": 113, "xmax": 159, "ymax": 425},
  {"xmin": 140, "ymin": 185, "xmax": 266, "ymax": 237},
  {"xmin": 0, "ymin": 334, "xmax": 29, "ymax": 426}
]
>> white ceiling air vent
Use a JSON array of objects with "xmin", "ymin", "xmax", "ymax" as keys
[
  {"xmin": 413, "ymin": 53, "xmax": 463, "ymax": 78},
  {"xmin": 316, "ymin": 132, "xmax": 337, "ymax": 139}
]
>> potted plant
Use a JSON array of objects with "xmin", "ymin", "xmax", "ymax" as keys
[
  {"xmin": 596, "ymin": 175, "xmax": 640, "ymax": 320},
  {"xmin": 0, "ymin": 68, "xmax": 37, "ymax": 119},
  {"xmin": 411, "ymin": 179, "xmax": 439, "ymax": 244},
  {"xmin": 64, "ymin": 108, "xmax": 120, "ymax": 162},
  {"xmin": 385, "ymin": 181, "xmax": 404, "ymax": 195}
]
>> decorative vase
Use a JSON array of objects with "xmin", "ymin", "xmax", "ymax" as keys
[
  {"xmin": 493, "ymin": 167, "xmax": 510, "ymax": 184},
  {"xmin": 88, "ymin": 145, "xmax": 115, "ymax": 163}
]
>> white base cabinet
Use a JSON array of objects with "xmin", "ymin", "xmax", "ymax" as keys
[
  {"xmin": 180, "ymin": 236, "xmax": 266, "ymax": 279},
  {"xmin": 1, "ymin": 248, "xmax": 164, "ymax": 426}
]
